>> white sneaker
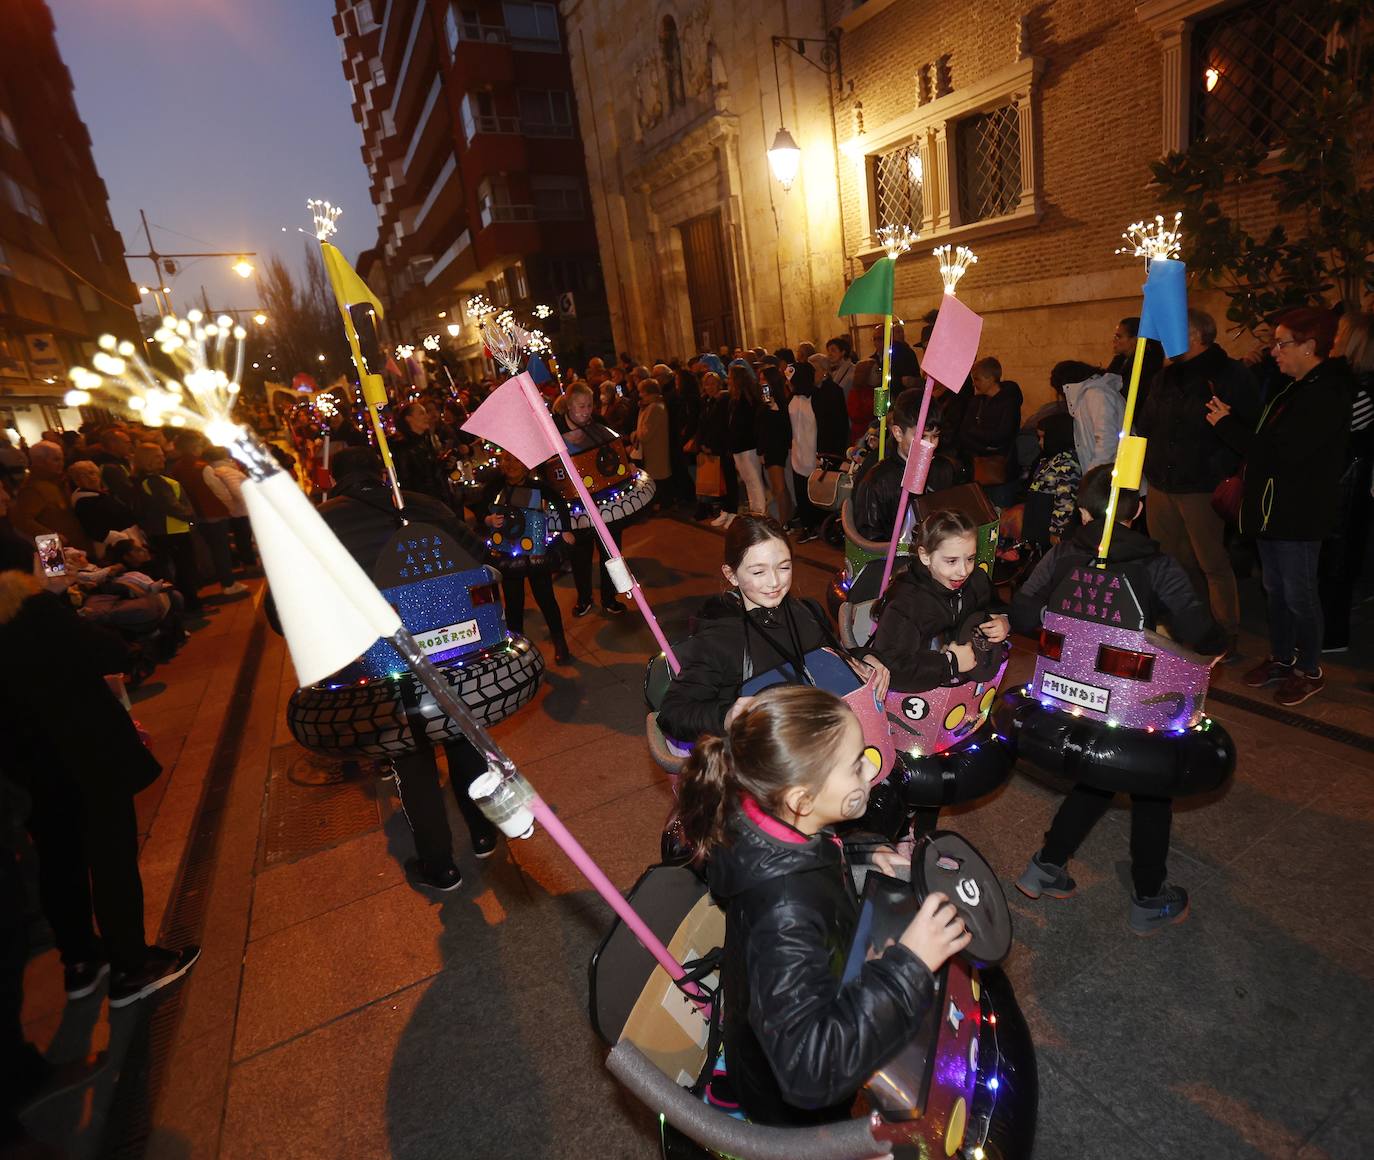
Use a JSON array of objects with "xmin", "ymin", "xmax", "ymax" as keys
[{"xmin": 221, "ymin": 582, "xmax": 248, "ymax": 596}]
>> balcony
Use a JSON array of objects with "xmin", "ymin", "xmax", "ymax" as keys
[
  {"xmin": 424, "ymin": 230, "xmax": 475, "ymax": 288},
  {"xmin": 377, "ymin": 0, "xmax": 417, "ymax": 72},
  {"xmin": 480, "ymin": 202, "xmax": 535, "ymax": 228},
  {"xmin": 402, "ymin": 75, "xmax": 445, "ymax": 177},
  {"xmin": 448, "ymin": 17, "xmax": 509, "ymax": 45},
  {"xmin": 470, "ymin": 114, "xmax": 521, "ymax": 137},
  {"xmin": 520, "ymin": 118, "xmax": 574, "ymax": 139},
  {"xmin": 387, "ymin": 0, "xmax": 431, "ymax": 132},
  {"xmin": 414, "ymin": 155, "xmax": 458, "ymax": 234}
]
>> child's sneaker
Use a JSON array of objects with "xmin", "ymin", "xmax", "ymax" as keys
[
  {"xmin": 1015, "ymin": 852, "xmax": 1077, "ymax": 900},
  {"xmin": 1128, "ymin": 884, "xmax": 1190, "ymax": 936}
]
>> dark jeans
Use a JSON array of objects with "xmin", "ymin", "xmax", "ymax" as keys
[
  {"xmin": 230, "ymin": 515, "xmax": 256, "ymax": 566},
  {"xmin": 501, "ymin": 569, "xmax": 566, "ymax": 643},
  {"xmin": 199, "ymin": 519, "xmax": 235, "ymax": 588},
  {"xmin": 721, "ymin": 449, "xmax": 739, "ymax": 513},
  {"xmin": 391, "ymin": 738, "xmax": 491, "ymax": 873},
  {"xmin": 793, "ymin": 469, "xmax": 821, "ymax": 531},
  {"xmin": 151, "ymin": 531, "xmax": 202, "ymax": 610},
  {"xmin": 1041, "ymin": 784, "xmax": 1172, "ymax": 899},
  {"xmin": 1257, "ymin": 538, "xmax": 1323, "ymax": 673},
  {"xmin": 1318, "ymin": 457, "xmax": 1372, "ymax": 650},
  {"xmin": 24, "ymin": 770, "xmax": 149, "ymax": 971},
  {"xmin": 572, "ymin": 523, "xmax": 625, "ymax": 606}
]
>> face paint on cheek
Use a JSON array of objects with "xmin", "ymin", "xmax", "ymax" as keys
[{"xmin": 840, "ymin": 788, "xmax": 869, "ymax": 819}]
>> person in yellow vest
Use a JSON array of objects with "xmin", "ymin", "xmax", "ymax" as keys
[{"xmin": 131, "ymin": 442, "xmax": 203, "ymax": 614}]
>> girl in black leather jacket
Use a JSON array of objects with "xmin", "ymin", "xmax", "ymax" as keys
[
  {"xmin": 656, "ymin": 516, "xmax": 889, "ymax": 743},
  {"xmin": 672, "ymin": 685, "xmax": 971, "ymax": 1126}
]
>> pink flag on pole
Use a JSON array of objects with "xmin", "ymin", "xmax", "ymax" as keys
[
  {"xmin": 921, "ymin": 296, "xmax": 984, "ymax": 392},
  {"xmin": 461, "ymin": 372, "xmax": 559, "ymax": 468}
]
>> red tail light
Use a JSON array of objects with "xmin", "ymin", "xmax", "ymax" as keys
[
  {"xmin": 469, "ymin": 583, "xmax": 499, "ymax": 607},
  {"xmin": 1037, "ymin": 629, "xmax": 1064, "ymax": 660},
  {"xmin": 1096, "ymin": 644, "xmax": 1155, "ymax": 682}
]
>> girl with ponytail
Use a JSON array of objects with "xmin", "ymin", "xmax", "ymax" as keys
[{"xmin": 673, "ymin": 685, "xmax": 971, "ymax": 1127}]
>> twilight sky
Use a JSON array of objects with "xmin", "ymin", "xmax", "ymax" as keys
[{"xmin": 49, "ymin": 0, "xmax": 374, "ymax": 318}]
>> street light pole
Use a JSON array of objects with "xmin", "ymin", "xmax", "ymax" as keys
[{"xmin": 124, "ymin": 208, "xmax": 257, "ymax": 316}]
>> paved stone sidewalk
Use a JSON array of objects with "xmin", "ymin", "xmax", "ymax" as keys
[{"xmin": 18, "ymin": 518, "xmax": 1374, "ymax": 1159}]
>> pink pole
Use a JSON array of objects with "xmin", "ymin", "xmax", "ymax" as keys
[
  {"xmin": 876, "ymin": 377, "xmax": 940, "ymax": 598},
  {"xmin": 520, "ymin": 379, "xmax": 682, "ymax": 673},
  {"xmin": 528, "ymin": 795, "xmax": 708, "ymax": 1009}
]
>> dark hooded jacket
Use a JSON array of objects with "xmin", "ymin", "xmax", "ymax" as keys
[
  {"xmin": 1137, "ymin": 342, "xmax": 1256, "ymax": 493},
  {"xmin": 658, "ymin": 594, "xmax": 862, "ymax": 742},
  {"xmin": 0, "ymin": 570, "xmax": 160, "ymax": 797},
  {"xmin": 870, "ymin": 556, "xmax": 1004, "ymax": 691},
  {"xmin": 1212, "ymin": 358, "xmax": 1353, "ymax": 541},
  {"xmin": 316, "ymin": 475, "xmax": 482, "ymax": 572},
  {"xmin": 1011, "ymin": 517, "xmax": 1226, "ymax": 653},
  {"xmin": 708, "ymin": 798, "xmax": 934, "ymax": 1126}
]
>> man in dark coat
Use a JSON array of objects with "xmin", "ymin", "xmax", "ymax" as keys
[{"xmin": 1136, "ymin": 309, "xmax": 1257, "ymax": 652}]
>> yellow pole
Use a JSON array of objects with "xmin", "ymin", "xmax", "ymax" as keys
[
  {"xmin": 1095, "ymin": 336, "xmax": 1149, "ymax": 563},
  {"xmin": 876, "ymin": 313, "xmax": 893, "ymax": 460},
  {"xmin": 318, "ymin": 248, "xmax": 405, "ymax": 510}
]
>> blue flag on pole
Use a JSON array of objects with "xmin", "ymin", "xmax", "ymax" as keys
[
  {"xmin": 1138, "ymin": 257, "xmax": 1189, "ymax": 358},
  {"xmin": 527, "ymin": 354, "xmax": 552, "ymax": 384}
]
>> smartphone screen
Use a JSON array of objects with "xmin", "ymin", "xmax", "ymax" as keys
[
  {"xmin": 36, "ymin": 534, "xmax": 65, "ymax": 577},
  {"xmin": 762, "ymin": 384, "xmax": 772, "ymax": 403}
]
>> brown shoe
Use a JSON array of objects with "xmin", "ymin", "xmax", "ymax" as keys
[
  {"xmin": 1275, "ymin": 669, "xmax": 1324, "ymax": 707},
  {"xmin": 1242, "ymin": 656, "xmax": 1294, "ymax": 688}
]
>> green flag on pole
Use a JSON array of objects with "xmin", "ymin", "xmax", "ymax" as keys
[{"xmin": 837, "ymin": 258, "xmax": 895, "ymax": 317}]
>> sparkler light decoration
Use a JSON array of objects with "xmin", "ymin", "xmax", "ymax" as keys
[
  {"xmin": 934, "ymin": 244, "xmax": 979, "ymax": 295},
  {"xmin": 1116, "ymin": 212, "xmax": 1183, "ymax": 263},
  {"xmin": 395, "ymin": 344, "xmax": 415, "ymax": 360},
  {"xmin": 526, "ymin": 329, "xmax": 551, "ymax": 355},
  {"xmin": 68, "ymin": 311, "xmax": 246, "ymax": 442},
  {"xmin": 306, "ymin": 198, "xmax": 342, "ymax": 242},
  {"xmin": 422, "ymin": 334, "xmax": 441, "ymax": 351},
  {"xmin": 315, "ymin": 394, "xmax": 339, "ymax": 419},
  {"xmin": 533, "ymin": 303, "xmax": 553, "ymax": 320},
  {"xmin": 482, "ymin": 314, "xmax": 529, "ymax": 376},
  {"xmin": 467, "ymin": 293, "xmax": 495, "ymax": 321},
  {"xmin": 876, "ymin": 224, "xmax": 917, "ymax": 260}
]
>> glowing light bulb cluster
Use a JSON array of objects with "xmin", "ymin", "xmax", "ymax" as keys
[
  {"xmin": 307, "ymin": 198, "xmax": 342, "ymax": 242},
  {"xmin": 422, "ymin": 334, "xmax": 441, "ymax": 351},
  {"xmin": 466, "ymin": 293, "xmax": 495, "ymax": 321},
  {"xmin": 68, "ymin": 311, "xmax": 246, "ymax": 444},
  {"xmin": 481, "ymin": 314, "xmax": 529, "ymax": 376},
  {"xmin": 1116, "ymin": 212, "xmax": 1183, "ymax": 262},
  {"xmin": 395, "ymin": 344, "xmax": 415, "ymax": 360},
  {"xmin": 876, "ymin": 224, "xmax": 917, "ymax": 260},
  {"xmin": 315, "ymin": 394, "xmax": 339, "ymax": 419},
  {"xmin": 532, "ymin": 303, "xmax": 553, "ymax": 320},
  {"xmin": 934, "ymin": 244, "xmax": 979, "ymax": 295}
]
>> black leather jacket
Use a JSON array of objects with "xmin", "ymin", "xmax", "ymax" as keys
[
  {"xmin": 708, "ymin": 800, "xmax": 934, "ymax": 1126},
  {"xmin": 657, "ymin": 594, "xmax": 864, "ymax": 743}
]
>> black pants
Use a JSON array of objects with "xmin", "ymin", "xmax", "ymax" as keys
[
  {"xmin": 793, "ymin": 469, "xmax": 821, "ymax": 531},
  {"xmin": 1041, "ymin": 784, "xmax": 1172, "ymax": 899},
  {"xmin": 721, "ymin": 450, "xmax": 739, "ymax": 514},
  {"xmin": 391, "ymin": 738, "xmax": 491, "ymax": 873},
  {"xmin": 502, "ymin": 569, "xmax": 565, "ymax": 643},
  {"xmin": 572, "ymin": 523, "xmax": 624, "ymax": 606},
  {"xmin": 230, "ymin": 515, "xmax": 256, "ymax": 566},
  {"xmin": 151, "ymin": 531, "xmax": 202, "ymax": 610},
  {"xmin": 24, "ymin": 771, "xmax": 149, "ymax": 971},
  {"xmin": 199, "ymin": 519, "xmax": 235, "ymax": 588}
]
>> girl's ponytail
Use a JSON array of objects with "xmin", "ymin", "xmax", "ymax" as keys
[{"xmin": 673, "ymin": 734, "xmax": 734, "ymax": 864}]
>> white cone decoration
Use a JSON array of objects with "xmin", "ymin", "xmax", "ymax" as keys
[{"xmin": 242, "ymin": 473, "xmax": 403, "ymax": 688}]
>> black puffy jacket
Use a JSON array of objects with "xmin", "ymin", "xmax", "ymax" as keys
[
  {"xmin": 852, "ymin": 449, "xmax": 962, "ymax": 542},
  {"xmin": 870, "ymin": 557, "xmax": 1003, "ymax": 691},
  {"xmin": 1011, "ymin": 518, "xmax": 1227, "ymax": 654},
  {"xmin": 1137, "ymin": 343, "xmax": 1257, "ymax": 493},
  {"xmin": 708, "ymin": 798, "xmax": 935, "ymax": 1126},
  {"xmin": 657, "ymin": 594, "xmax": 863, "ymax": 743},
  {"xmin": 1213, "ymin": 358, "xmax": 1353, "ymax": 541}
]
